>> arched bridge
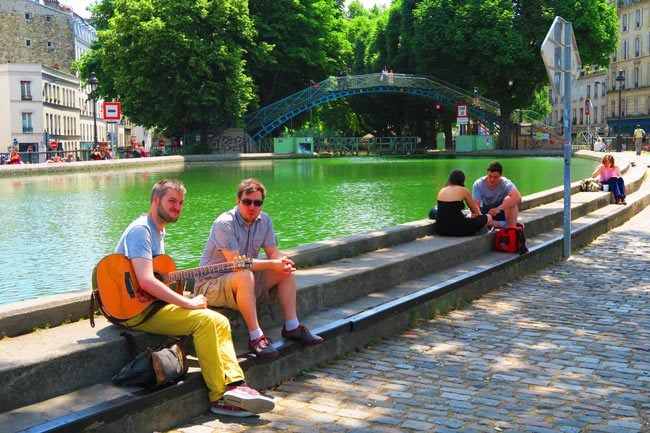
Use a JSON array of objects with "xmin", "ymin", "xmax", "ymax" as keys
[{"xmin": 244, "ymin": 73, "xmax": 502, "ymax": 141}]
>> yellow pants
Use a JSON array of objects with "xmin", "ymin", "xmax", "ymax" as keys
[{"xmin": 124, "ymin": 304, "xmax": 245, "ymax": 402}]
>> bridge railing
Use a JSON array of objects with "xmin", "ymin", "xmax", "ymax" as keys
[{"xmin": 245, "ymin": 74, "xmax": 502, "ymax": 131}]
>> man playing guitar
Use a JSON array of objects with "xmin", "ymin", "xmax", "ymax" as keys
[{"xmin": 112, "ymin": 179, "xmax": 274, "ymax": 417}]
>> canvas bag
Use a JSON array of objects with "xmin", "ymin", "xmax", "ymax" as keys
[
  {"xmin": 580, "ymin": 179, "xmax": 601, "ymax": 192},
  {"xmin": 112, "ymin": 332, "xmax": 188, "ymax": 389},
  {"xmin": 493, "ymin": 226, "xmax": 529, "ymax": 255}
]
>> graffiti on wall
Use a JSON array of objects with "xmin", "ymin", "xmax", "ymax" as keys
[{"xmin": 208, "ymin": 128, "xmax": 256, "ymax": 153}]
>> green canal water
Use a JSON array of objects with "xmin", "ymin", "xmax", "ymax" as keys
[{"xmin": 1, "ymin": 156, "xmax": 595, "ymax": 305}]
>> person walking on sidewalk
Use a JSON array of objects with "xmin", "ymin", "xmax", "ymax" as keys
[
  {"xmin": 633, "ymin": 124, "xmax": 646, "ymax": 156},
  {"xmin": 115, "ymin": 179, "xmax": 274, "ymax": 417},
  {"xmin": 195, "ymin": 178, "xmax": 323, "ymax": 359},
  {"xmin": 472, "ymin": 161, "xmax": 522, "ymax": 228}
]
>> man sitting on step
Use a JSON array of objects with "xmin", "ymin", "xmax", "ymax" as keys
[
  {"xmin": 472, "ymin": 161, "xmax": 522, "ymax": 228},
  {"xmin": 195, "ymin": 178, "xmax": 323, "ymax": 359}
]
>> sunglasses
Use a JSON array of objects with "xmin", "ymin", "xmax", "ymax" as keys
[{"xmin": 241, "ymin": 198, "xmax": 264, "ymax": 207}]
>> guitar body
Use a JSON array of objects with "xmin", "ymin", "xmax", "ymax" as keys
[{"xmin": 93, "ymin": 254, "xmax": 180, "ymax": 321}]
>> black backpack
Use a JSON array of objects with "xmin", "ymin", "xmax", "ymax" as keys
[{"xmin": 112, "ymin": 332, "xmax": 188, "ymax": 389}]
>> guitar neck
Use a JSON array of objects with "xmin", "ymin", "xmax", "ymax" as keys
[{"xmin": 161, "ymin": 262, "xmax": 235, "ymax": 283}]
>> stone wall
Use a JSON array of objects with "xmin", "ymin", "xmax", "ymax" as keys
[{"xmin": 0, "ymin": 0, "xmax": 76, "ymax": 73}]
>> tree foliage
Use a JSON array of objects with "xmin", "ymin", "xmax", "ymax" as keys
[
  {"xmin": 76, "ymin": 0, "xmax": 618, "ymax": 146},
  {"xmin": 247, "ymin": 0, "xmax": 350, "ymax": 107},
  {"xmin": 408, "ymin": 0, "xmax": 618, "ymax": 147},
  {"xmin": 76, "ymin": 0, "xmax": 256, "ymax": 140}
]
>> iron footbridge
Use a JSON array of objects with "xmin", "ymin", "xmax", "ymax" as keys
[{"xmin": 244, "ymin": 73, "xmax": 502, "ymax": 141}]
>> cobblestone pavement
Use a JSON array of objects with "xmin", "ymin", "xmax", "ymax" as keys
[{"xmin": 170, "ymin": 201, "xmax": 650, "ymax": 433}]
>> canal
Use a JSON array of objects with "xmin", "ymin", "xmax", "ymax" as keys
[{"xmin": 0, "ymin": 156, "xmax": 595, "ymax": 305}]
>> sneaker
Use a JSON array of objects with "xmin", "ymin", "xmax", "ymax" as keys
[
  {"xmin": 248, "ymin": 335, "xmax": 279, "ymax": 358},
  {"xmin": 210, "ymin": 399, "xmax": 254, "ymax": 417},
  {"xmin": 223, "ymin": 385, "xmax": 275, "ymax": 414},
  {"xmin": 281, "ymin": 324, "xmax": 323, "ymax": 345}
]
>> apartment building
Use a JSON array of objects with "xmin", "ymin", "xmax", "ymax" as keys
[
  {"xmin": 548, "ymin": 0, "xmax": 650, "ymax": 143},
  {"xmin": 610, "ymin": 0, "xmax": 650, "ymax": 137},
  {"xmin": 0, "ymin": 0, "xmax": 149, "ymax": 159}
]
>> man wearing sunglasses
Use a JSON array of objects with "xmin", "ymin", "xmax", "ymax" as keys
[{"xmin": 195, "ymin": 178, "xmax": 323, "ymax": 358}]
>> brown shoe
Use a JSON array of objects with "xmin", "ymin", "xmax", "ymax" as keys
[
  {"xmin": 248, "ymin": 335, "xmax": 279, "ymax": 358},
  {"xmin": 281, "ymin": 325, "xmax": 323, "ymax": 345}
]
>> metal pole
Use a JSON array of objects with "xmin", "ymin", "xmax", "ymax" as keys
[
  {"xmin": 562, "ymin": 21, "xmax": 572, "ymax": 257},
  {"xmin": 92, "ymin": 97, "xmax": 98, "ymax": 150},
  {"xmin": 618, "ymin": 73, "xmax": 623, "ymax": 148}
]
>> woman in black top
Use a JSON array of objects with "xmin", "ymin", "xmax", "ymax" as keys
[{"xmin": 435, "ymin": 169, "xmax": 491, "ymax": 236}]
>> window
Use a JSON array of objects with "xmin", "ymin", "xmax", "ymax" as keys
[
  {"xmin": 26, "ymin": 39, "xmax": 31, "ymax": 47},
  {"xmin": 20, "ymin": 81, "xmax": 32, "ymax": 100},
  {"xmin": 46, "ymin": 41, "xmax": 53, "ymax": 51},
  {"xmin": 636, "ymin": 9, "xmax": 642, "ymax": 28},
  {"xmin": 635, "ymin": 67, "xmax": 640, "ymax": 88},
  {"xmin": 22, "ymin": 113, "xmax": 33, "ymax": 133},
  {"xmin": 635, "ymin": 37, "xmax": 641, "ymax": 57},
  {"xmin": 45, "ymin": 15, "xmax": 52, "ymax": 23},
  {"xmin": 623, "ymin": 14, "xmax": 628, "ymax": 32},
  {"xmin": 25, "ymin": 12, "xmax": 32, "ymax": 22},
  {"xmin": 587, "ymin": 84, "xmax": 591, "ymax": 98},
  {"xmin": 623, "ymin": 40, "xmax": 629, "ymax": 60}
]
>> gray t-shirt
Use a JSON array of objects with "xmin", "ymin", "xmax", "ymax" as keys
[
  {"xmin": 199, "ymin": 206, "xmax": 277, "ymax": 278},
  {"xmin": 472, "ymin": 176, "xmax": 516, "ymax": 211},
  {"xmin": 115, "ymin": 213, "xmax": 165, "ymax": 259}
]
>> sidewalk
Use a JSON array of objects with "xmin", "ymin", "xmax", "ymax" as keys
[{"xmin": 169, "ymin": 155, "xmax": 650, "ymax": 433}]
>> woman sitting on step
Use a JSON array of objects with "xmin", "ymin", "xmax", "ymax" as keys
[
  {"xmin": 592, "ymin": 154, "xmax": 626, "ymax": 205},
  {"xmin": 434, "ymin": 169, "xmax": 492, "ymax": 236}
]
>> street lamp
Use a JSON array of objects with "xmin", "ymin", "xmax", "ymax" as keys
[
  {"xmin": 89, "ymin": 71, "xmax": 99, "ymax": 150},
  {"xmin": 615, "ymin": 69, "xmax": 625, "ymax": 152}
]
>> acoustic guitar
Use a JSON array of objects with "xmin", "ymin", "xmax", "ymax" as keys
[{"xmin": 92, "ymin": 254, "xmax": 252, "ymax": 321}]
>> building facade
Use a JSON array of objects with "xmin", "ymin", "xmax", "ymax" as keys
[
  {"xmin": 0, "ymin": 0, "xmax": 147, "ymax": 159},
  {"xmin": 608, "ymin": 0, "xmax": 650, "ymax": 137},
  {"xmin": 547, "ymin": 0, "xmax": 650, "ymax": 146}
]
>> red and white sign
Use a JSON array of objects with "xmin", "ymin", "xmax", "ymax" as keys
[
  {"xmin": 457, "ymin": 104, "xmax": 469, "ymax": 118},
  {"xmin": 103, "ymin": 102, "xmax": 122, "ymax": 122},
  {"xmin": 585, "ymin": 98, "xmax": 591, "ymax": 116},
  {"xmin": 50, "ymin": 140, "xmax": 58, "ymax": 150}
]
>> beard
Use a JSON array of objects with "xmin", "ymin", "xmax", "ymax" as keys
[{"xmin": 157, "ymin": 202, "xmax": 179, "ymax": 223}]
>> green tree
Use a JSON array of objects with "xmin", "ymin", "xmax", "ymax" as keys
[
  {"xmin": 76, "ymin": 0, "xmax": 255, "ymax": 145},
  {"xmin": 403, "ymin": 0, "xmax": 618, "ymax": 148},
  {"xmin": 247, "ymin": 0, "xmax": 350, "ymax": 108}
]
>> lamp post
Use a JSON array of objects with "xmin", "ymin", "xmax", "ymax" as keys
[
  {"xmin": 89, "ymin": 71, "xmax": 99, "ymax": 150},
  {"xmin": 615, "ymin": 69, "xmax": 625, "ymax": 152}
]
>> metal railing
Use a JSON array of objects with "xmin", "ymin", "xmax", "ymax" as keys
[{"xmin": 244, "ymin": 73, "xmax": 501, "ymax": 141}]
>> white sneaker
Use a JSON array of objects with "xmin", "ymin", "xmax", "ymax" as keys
[{"xmin": 223, "ymin": 385, "xmax": 275, "ymax": 414}]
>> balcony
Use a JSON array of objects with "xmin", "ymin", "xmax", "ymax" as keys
[
  {"xmin": 21, "ymin": 95, "xmax": 32, "ymax": 101},
  {"xmin": 22, "ymin": 127, "xmax": 33, "ymax": 133}
]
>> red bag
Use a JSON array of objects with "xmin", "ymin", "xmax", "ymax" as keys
[{"xmin": 493, "ymin": 226, "xmax": 528, "ymax": 255}]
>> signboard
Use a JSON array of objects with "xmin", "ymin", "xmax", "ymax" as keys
[
  {"xmin": 50, "ymin": 140, "xmax": 58, "ymax": 150},
  {"xmin": 456, "ymin": 104, "xmax": 468, "ymax": 118},
  {"xmin": 585, "ymin": 98, "xmax": 591, "ymax": 116},
  {"xmin": 103, "ymin": 102, "xmax": 121, "ymax": 122},
  {"xmin": 541, "ymin": 16, "xmax": 581, "ymax": 97}
]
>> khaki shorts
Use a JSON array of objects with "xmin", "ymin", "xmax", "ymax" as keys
[{"xmin": 194, "ymin": 271, "xmax": 276, "ymax": 311}]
